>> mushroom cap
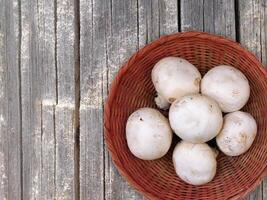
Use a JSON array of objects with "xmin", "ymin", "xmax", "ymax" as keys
[
  {"xmin": 126, "ymin": 108, "xmax": 173, "ymax": 160},
  {"xmin": 201, "ymin": 65, "xmax": 250, "ymax": 113},
  {"xmin": 216, "ymin": 111, "xmax": 257, "ymax": 156},
  {"xmin": 152, "ymin": 57, "xmax": 201, "ymax": 104},
  {"xmin": 169, "ymin": 94, "xmax": 223, "ymax": 143},
  {"xmin": 173, "ymin": 141, "xmax": 217, "ymax": 185}
]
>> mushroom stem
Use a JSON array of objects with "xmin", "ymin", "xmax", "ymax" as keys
[
  {"xmin": 212, "ymin": 148, "xmax": 219, "ymax": 158},
  {"xmin": 155, "ymin": 93, "xmax": 170, "ymax": 110}
]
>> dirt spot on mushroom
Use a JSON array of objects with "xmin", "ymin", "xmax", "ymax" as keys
[
  {"xmin": 228, "ymin": 145, "xmax": 234, "ymax": 152},
  {"xmin": 174, "ymin": 100, "xmax": 186, "ymax": 108},
  {"xmin": 239, "ymin": 132, "xmax": 248, "ymax": 144},
  {"xmin": 224, "ymin": 136, "xmax": 231, "ymax": 144},
  {"xmin": 232, "ymin": 89, "xmax": 240, "ymax": 96},
  {"xmin": 169, "ymin": 97, "xmax": 176, "ymax": 102},
  {"xmin": 153, "ymin": 134, "xmax": 162, "ymax": 140},
  {"xmin": 194, "ymin": 77, "xmax": 201, "ymax": 86},
  {"xmin": 209, "ymin": 104, "xmax": 213, "ymax": 112},
  {"xmin": 190, "ymin": 170, "xmax": 196, "ymax": 175},
  {"xmin": 233, "ymin": 119, "xmax": 242, "ymax": 126}
]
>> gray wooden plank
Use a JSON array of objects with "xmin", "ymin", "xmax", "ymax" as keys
[
  {"xmin": 105, "ymin": 1, "xmax": 143, "ymax": 199},
  {"xmin": 264, "ymin": 179, "xmax": 267, "ymax": 200},
  {"xmin": 21, "ymin": 0, "xmax": 56, "ymax": 198},
  {"xmin": 57, "ymin": 0, "xmax": 76, "ymax": 103},
  {"xmin": 0, "ymin": 0, "xmax": 21, "ymax": 199},
  {"xmin": 239, "ymin": 0, "xmax": 267, "ymax": 199},
  {"xmin": 56, "ymin": 0, "xmax": 78, "ymax": 199},
  {"xmin": 181, "ymin": 0, "xmax": 236, "ymax": 40},
  {"xmin": 37, "ymin": 1, "xmax": 57, "ymax": 198},
  {"xmin": 239, "ymin": 0, "xmax": 266, "ymax": 61},
  {"xmin": 79, "ymin": 0, "xmax": 107, "ymax": 199},
  {"xmin": 181, "ymin": 0, "xmax": 204, "ymax": 31},
  {"xmin": 138, "ymin": 0, "xmax": 178, "ymax": 48},
  {"xmin": 203, "ymin": 0, "xmax": 236, "ymax": 40},
  {"xmin": 21, "ymin": 0, "xmax": 57, "ymax": 199},
  {"xmin": 158, "ymin": 0, "xmax": 178, "ymax": 35},
  {"xmin": 55, "ymin": 105, "xmax": 76, "ymax": 200},
  {"xmin": 138, "ymin": 0, "xmax": 160, "ymax": 47},
  {"xmin": 41, "ymin": 103, "xmax": 56, "ymax": 199},
  {"xmin": 19, "ymin": 0, "xmax": 80, "ymax": 194}
]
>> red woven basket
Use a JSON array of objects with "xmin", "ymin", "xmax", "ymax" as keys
[{"xmin": 104, "ymin": 32, "xmax": 267, "ymax": 200}]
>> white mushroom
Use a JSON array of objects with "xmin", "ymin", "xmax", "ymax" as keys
[
  {"xmin": 126, "ymin": 108, "xmax": 173, "ymax": 160},
  {"xmin": 216, "ymin": 111, "xmax": 257, "ymax": 156},
  {"xmin": 169, "ymin": 94, "xmax": 223, "ymax": 143},
  {"xmin": 201, "ymin": 65, "xmax": 250, "ymax": 113},
  {"xmin": 173, "ymin": 141, "xmax": 217, "ymax": 185},
  {"xmin": 152, "ymin": 57, "xmax": 201, "ymax": 109}
]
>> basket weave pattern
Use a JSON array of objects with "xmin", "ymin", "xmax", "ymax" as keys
[{"xmin": 104, "ymin": 32, "xmax": 267, "ymax": 200}]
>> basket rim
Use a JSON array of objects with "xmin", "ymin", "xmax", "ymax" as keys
[{"xmin": 104, "ymin": 31, "xmax": 267, "ymax": 200}]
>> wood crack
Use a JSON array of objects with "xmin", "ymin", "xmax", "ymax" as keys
[
  {"xmin": 74, "ymin": 0, "xmax": 80, "ymax": 198},
  {"xmin": 235, "ymin": 0, "xmax": 240, "ymax": 42},
  {"xmin": 18, "ymin": 0, "xmax": 23, "ymax": 198}
]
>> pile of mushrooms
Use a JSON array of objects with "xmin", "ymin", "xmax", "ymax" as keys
[{"xmin": 126, "ymin": 57, "xmax": 257, "ymax": 185}]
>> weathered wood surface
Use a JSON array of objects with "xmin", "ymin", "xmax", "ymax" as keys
[
  {"xmin": 20, "ymin": 0, "xmax": 57, "ymax": 199},
  {"xmin": 79, "ymin": 0, "xmax": 106, "ymax": 199},
  {"xmin": 0, "ymin": 0, "xmax": 266, "ymax": 199},
  {"xmin": 20, "ymin": 0, "xmax": 78, "ymax": 199},
  {"xmin": 104, "ymin": 1, "xmax": 141, "ymax": 199},
  {"xmin": 181, "ymin": 0, "xmax": 236, "ymax": 39},
  {"xmin": 239, "ymin": 1, "xmax": 267, "ymax": 200},
  {"xmin": 0, "ymin": 0, "xmax": 21, "ymax": 199}
]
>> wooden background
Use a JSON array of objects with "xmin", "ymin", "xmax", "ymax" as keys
[{"xmin": 0, "ymin": 0, "xmax": 266, "ymax": 199}]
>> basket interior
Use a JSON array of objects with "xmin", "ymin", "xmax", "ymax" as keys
[{"xmin": 106, "ymin": 34, "xmax": 267, "ymax": 200}]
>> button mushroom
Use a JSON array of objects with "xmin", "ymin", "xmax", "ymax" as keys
[
  {"xmin": 201, "ymin": 65, "xmax": 250, "ymax": 113},
  {"xmin": 173, "ymin": 141, "xmax": 217, "ymax": 185},
  {"xmin": 169, "ymin": 94, "xmax": 223, "ymax": 143},
  {"xmin": 126, "ymin": 108, "xmax": 173, "ymax": 160},
  {"xmin": 152, "ymin": 57, "xmax": 201, "ymax": 110},
  {"xmin": 216, "ymin": 111, "xmax": 257, "ymax": 156}
]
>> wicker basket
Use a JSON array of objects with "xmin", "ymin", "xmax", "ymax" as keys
[{"xmin": 104, "ymin": 32, "xmax": 267, "ymax": 200}]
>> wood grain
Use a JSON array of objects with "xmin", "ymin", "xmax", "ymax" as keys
[
  {"xmin": 104, "ymin": 1, "xmax": 143, "ymax": 199},
  {"xmin": 79, "ymin": 0, "xmax": 106, "ymax": 199},
  {"xmin": 56, "ymin": 0, "xmax": 78, "ymax": 199},
  {"xmin": 181, "ymin": 0, "xmax": 204, "ymax": 31},
  {"xmin": 37, "ymin": 0, "xmax": 57, "ymax": 199},
  {"xmin": 238, "ymin": 0, "xmax": 267, "ymax": 199},
  {"xmin": 239, "ymin": 0, "xmax": 266, "ymax": 62},
  {"xmin": 55, "ymin": 105, "xmax": 76, "ymax": 200},
  {"xmin": 20, "ymin": 0, "xmax": 56, "ymax": 198},
  {"xmin": 0, "ymin": 0, "xmax": 267, "ymax": 199},
  {"xmin": 158, "ymin": 0, "xmax": 178, "ymax": 35},
  {"xmin": 0, "ymin": 0, "xmax": 21, "ymax": 199},
  {"xmin": 138, "ymin": 0, "xmax": 160, "ymax": 47},
  {"xmin": 41, "ymin": 104, "xmax": 56, "ymax": 199},
  {"xmin": 181, "ymin": 0, "xmax": 236, "ymax": 40},
  {"xmin": 138, "ymin": 0, "xmax": 178, "ymax": 48},
  {"xmin": 203, "ymin": 0, "xmax": 236, "ymax": 40},
  {"xmin": 21, "ymin": 0, "xmax": 78, "ymax": 199}
]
